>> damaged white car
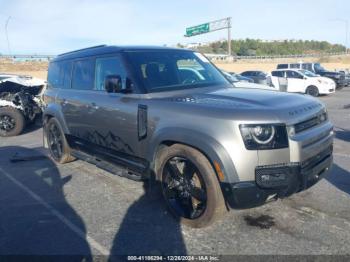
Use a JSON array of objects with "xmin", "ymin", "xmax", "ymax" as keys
[{"xmin": 0, "ymin": 74, "xmax": 46, "ymax": 137}]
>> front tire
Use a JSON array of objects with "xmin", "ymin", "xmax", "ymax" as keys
[
  {"xmin": 0, "ymin": 107, "xmax": 25, "ymax": 137},
  {"xmin": 157, "ymin": 144, "xmax": 226, "ymax": 228},
  {"xmin": 306, "ymin": 86, "xmax": 319, "ymax": 97},
  {"xmin": 46, "ymin": 118, "xmax": 75, "ymax": 164}
]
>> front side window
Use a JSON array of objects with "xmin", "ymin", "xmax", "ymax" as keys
[
  {"xmin": 126, "ymin": 51, "xmax": 228, "ymax": 93},
  {"xmin": 95, "ymin": 56, "xmax": 126, "ymax": 91},
  {"xmin": 286, "ymin": 70, "xmax": 303, "ymax": 79},
  {"xmin": 72, "ymin": 59, "xmax": 95, "ymax": 90},
  {"xmin": 299, "ymin": 70, "xmax": 317, "ymax": 77}
]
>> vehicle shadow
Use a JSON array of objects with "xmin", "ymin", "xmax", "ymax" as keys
[
  {"xmin": 335, "ymin": 130, "xmax": 350, "ymax": 143},
  {"xmin": 0, "ymin": 146, "xmax": 92, "ymax": 259},
  {"xmin": 109, "ymin": 179, "xmax": 187, "ymax": 260},
  {"xmin": 325, "ymin": 164, "xmax": 350, "ymax": 195},
  {"xmin": 20, "ymin": 119, "xmax": 42, "ymax": 135}
]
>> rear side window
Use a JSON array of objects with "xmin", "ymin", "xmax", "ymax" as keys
[
  {"xmin": 47, "ymin": 62, "xmax": 61, "ymax": 88},
  {"xmin": 47, "ymin": 61, "xmax": 72, "ymax": 89},
  {"xmin": 72, "ymin": 59, "xmax": 95, "ymax": 90},
  {"xmin": 95, "ymin": 56, "xmax": 126, "ymax": 91},
  {"xmin": 290, "ymin": 63, "xmax": 300, "ymax": 69},
  {"xmin": 302, "ymin": 63, "xmax": 313, "ymax": 71},
  {"xmin": 277, "ymin": 64, "xmax": 288, "ymax": 69},
  {"xmin": 272, "ymin": 71, "xmax": 284, "ymax": 77},
  {"xmin": 60, "ymin": 61, "xmax": 73, "ymax": 89}
]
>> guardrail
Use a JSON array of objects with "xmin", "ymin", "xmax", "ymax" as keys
[
  {"xmin": 0, "ymin": 54, "xmax": 55, "ymax": 60},
  {"xmin": 205, "ymin": 52, "xmax": 348, "ymax": 61},
  {"xmin": 0, "ymin": 52, "xmax": 348, "ymax": 62}
]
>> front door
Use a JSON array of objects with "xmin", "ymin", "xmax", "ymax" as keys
[
  {"xmin": 286, "ymin": 70, "xmax": 305, "ymax": 93},
  {"xmin": 82, "ymin": 55, "xmax": 146, "ymax": 170}
]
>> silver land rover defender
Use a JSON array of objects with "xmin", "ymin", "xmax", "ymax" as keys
[{"xmin": 43, "ymin": 45, "xmax": 333, "ymax": 228}]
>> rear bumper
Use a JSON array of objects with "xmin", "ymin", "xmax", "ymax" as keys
[{"xmin": 222, "ymin": 146, "xmax": 333, "ymax": 209}]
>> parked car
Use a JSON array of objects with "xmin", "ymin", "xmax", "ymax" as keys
[
  {"xmin": 0, "ymin": 74, "xmax": 45, "ymax": 136},
  {"xmin": 337, "ymin": 70, "xmax": 350, "ymax": 86},
  {"xmin": 228, "ymin": 72, "xmax": 254, "ymax": 83},
  {"xmin": 222, "ymin": 70, "xmax": 277, "ymax": 91},
  {"xmin": 43, "ymin": 45, "xmax": 334, "ymax": 227},
  {"xmin": 271, "ymin": 69, "xmax": 335, "ymax": 96},
  {"xmin": 277, "ymin": 63, "xmax": 346, "ymax": 89},
  {"xmin": 240, "ymin": 70, "xmax": 269, "ymax": 85}
]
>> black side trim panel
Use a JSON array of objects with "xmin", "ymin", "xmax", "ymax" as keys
[
  {"xmin": 66, "ymin": 134, "xmax": 149, "ymax": 174},
  {"xmin": 138, "ymin": 104, "xmax": 147, "ymax": 140}
]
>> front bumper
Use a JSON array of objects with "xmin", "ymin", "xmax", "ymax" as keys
[{"xmin": 222, "ymin": 146, "xmax": 333, "ymax": 209}]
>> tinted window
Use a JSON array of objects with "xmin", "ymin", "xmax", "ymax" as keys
[
  {"xmin": 60, "ymin": 61, "xmax": 73, "ymax": 89},
  {"xmin": 286, "ymin": 70, "xmax": 303, "ymax": 79},
  {"xmin": 277, "ymin": 64, "xmax": 288, "ymax": 69},
  {"xmin": 290, "ymin": 63, "xmax": 301, "ymax": 69},
  {"xmin": 72, "ymin": 59, "xmax": 95, "ymax": 90},
  {"xmin": 47, "ymin": 62, "xmax": 61, "ymax": 88},
  {"xmin": 302, "ymin": 63, "xmax": 313, "ymax": 71},
  {"xmin": 241, "ymin": 71, "xmax": 252, "ymax": 76},
  {"xmin": 272, "ymin": 71, "xmax": 284, "ymax": 77},
  {"xmin": 95, "ymin": 56, "xmax": 126, "ymax": 91},
  {"xmin": 127, "ymin": 51, "xmax": 227, "ymax": 93}
]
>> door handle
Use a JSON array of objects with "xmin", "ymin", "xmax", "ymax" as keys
[{"xmin": 62, "ymin": 99, "xmax": 68, "ymax": 106}]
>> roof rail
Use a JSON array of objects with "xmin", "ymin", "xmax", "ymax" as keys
[{"xmin": 58, "ymin": 45, "xmax": 107, "ymax": 56}]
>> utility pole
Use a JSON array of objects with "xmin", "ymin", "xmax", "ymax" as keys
[
  {"xmin": 5, "ymin": 16, "xmax": 11, "ymax": 55},
  {"xmin": 227, "ymin": 17, "xmax": 232, "ymax": 57}
]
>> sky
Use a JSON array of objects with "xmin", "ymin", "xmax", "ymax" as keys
[{"xmin": 0, "ymin": 0, "xmax": 349, "ymax": 54}]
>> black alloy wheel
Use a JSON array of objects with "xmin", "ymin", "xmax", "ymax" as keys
[{"xmin": 162, "ymin": 156, "xmax": 207, "ymax": 220}]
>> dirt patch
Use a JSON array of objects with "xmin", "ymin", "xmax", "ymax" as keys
[{"xmin": 244, "ymin": 214, "xmax": 275, "ymax": 229}]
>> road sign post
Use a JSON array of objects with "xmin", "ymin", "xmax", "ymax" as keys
[{"xmin": 185, "ymin": 17, "xmax": 232, "ymax": 56}]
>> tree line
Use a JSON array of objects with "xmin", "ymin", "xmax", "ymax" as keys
[{"xmin": 178, "ymin": 39, "xmax": 346, "ymax": 56}]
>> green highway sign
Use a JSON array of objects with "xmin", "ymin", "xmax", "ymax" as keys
[{"xmin": 185, "ymin": 23, "xmax": 210, "ymax": 37}]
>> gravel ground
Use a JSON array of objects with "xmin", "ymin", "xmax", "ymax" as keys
[{"xmin": 0, "ymin": 88, "xmax": 349, "ymax": 259}]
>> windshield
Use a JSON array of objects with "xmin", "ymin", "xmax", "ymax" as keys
[
  {"xmin": 298, "ymin": 69, "xmax": 317, "ymax": 77},
  {"xmin": 126, "ymin": 50, "xmax": 229, "ymax": 93},
  {"xmin": 314, "ymin": 63, "xmax": 326, "ymax": 72}
]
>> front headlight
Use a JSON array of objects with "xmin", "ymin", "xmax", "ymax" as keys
[{"xmin": 239, "ymin": 124, "xmax": 289, "ymax": 150}]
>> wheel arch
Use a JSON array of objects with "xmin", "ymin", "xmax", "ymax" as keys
[{"xmin": 148, "ymin": 127, "xmax": 239, "ymax": 184}]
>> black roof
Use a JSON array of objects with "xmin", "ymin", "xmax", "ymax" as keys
[{"xmin": 52, "ymin": 45, "xmax": 191, "ymax": 62}]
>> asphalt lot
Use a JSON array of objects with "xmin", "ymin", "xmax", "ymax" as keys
[{"xmin": 0, "ymin": 88, "xmax": 350, "ymax": 258}]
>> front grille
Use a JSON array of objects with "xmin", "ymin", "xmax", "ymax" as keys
[{"xmin": 294, "ymin": 111, "xmax": 327, "ymax": 134}]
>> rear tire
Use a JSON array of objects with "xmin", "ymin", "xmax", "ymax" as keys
[
  {"xmin": 46, "ymin": 117, "xmax": 75, "ymax": 164},
  {"xmin": 156, "ymin": 144, "xmax": 226, "ymax": 228},
  {"xmin": 0, "ymin": 107, "xmax": 25, "ymax": 137},
  {"xmin": 306, "ymin": 86, "xmax": 319, "ymax": 97}
]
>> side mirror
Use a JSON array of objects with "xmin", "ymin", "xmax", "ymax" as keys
[{"xmin": 105, "ymin": 75, "xmax": 122, "ymax": 93}]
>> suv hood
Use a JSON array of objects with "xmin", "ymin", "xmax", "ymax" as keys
[{"xmin": 162, "ymin": 87, "xmax": 324, "ymax": 124}]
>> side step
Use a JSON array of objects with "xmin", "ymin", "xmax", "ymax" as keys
[{"xmin": 71, "ymin": 150, "xmax": 144, "ymax": 181}]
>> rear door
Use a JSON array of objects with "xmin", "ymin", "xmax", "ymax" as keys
[{"xmin": 59, "ymin": 58, "xmax": 96, "ymax": 139}]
